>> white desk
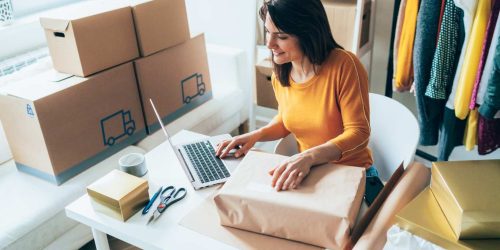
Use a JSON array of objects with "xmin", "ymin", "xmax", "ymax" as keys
[{"xmin": 65, "ymin": 130, "xmax": 236, "ymax": 250}]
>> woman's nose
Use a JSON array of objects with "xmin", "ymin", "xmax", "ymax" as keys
[{"xmin": 266, "ymin": 35, "xmax": 276, "ymax": 49}]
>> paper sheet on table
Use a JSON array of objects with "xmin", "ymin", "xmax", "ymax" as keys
[{"xmin": 179, "ymin": 189, "xmax": 322, "ymax": 250}]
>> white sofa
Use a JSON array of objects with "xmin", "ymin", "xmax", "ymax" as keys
[{"xmin": 0, "ymin": 44, "xmax": 250, "ymax": 250}]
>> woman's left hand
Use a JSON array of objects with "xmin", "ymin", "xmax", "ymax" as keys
[{"xmin": 268, "ymin": 153, "xmax": 313, "ymax": 191}]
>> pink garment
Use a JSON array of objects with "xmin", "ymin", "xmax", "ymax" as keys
[{"xmin": 470, "ymin": 1, "xmax": 500, "ymax": 110}]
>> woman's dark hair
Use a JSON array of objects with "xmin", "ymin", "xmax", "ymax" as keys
[{"xmin": 259, "ymin": 0, "xmax": 343, "ymax": 86}]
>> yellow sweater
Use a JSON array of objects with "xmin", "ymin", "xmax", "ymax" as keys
[
  {"xmin": 272, "ymin": 49, "xmax": 373, "ymax": 168},
  {"xmin": 455, "ymin": 0, "xmax": 491, "ymax": 120},
  {"xmin": 394, "ymin": 0, "xmax": 419, "ymax": 92}
]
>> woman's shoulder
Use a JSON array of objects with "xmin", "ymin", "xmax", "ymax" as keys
[
  {"xmin": 323, "ymin": 49, "xmax": 368, "ymax": 83},
  {"xmin": 325, "ymin": 49, "xmax": 360, "ymax": 67},
  {"xmin": 321, "ymin": 49, "xmax": 364, "ymax": 78}
]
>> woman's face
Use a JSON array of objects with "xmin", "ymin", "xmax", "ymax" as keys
[{"xmin": 265, "ymin": 13, "xmax": 303, "ymax": 65}]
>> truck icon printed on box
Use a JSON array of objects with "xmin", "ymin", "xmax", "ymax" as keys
[
  {"xmin": 100, "ymin": 110, "xmax": 135, "ymax": 146},
  {"xmin": 181, "ymin": 73, "xmax": 206, "ymax": 104},
  {"xmin": 26, "ymin": 104, "xmax": 34, "ymax": 117}
]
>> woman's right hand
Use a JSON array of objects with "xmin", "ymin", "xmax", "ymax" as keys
[{"xmin": 215, "ymin": 130, "xmax": 262, "ymax": 159}]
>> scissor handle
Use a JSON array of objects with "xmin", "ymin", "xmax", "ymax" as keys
[
  {"xmin": 160, "ymin": 186, "xmax": 175, "ymax": 198},
  {"xmin": 164, "ymin": 188, "xmax": 187, "ymax": 209},
  {"xmin": 156, "ymin": 187, "xmax": 187, "ymax": 213}
]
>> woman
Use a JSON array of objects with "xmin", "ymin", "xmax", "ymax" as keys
[{"xmin": 216, "ymin": 0, "xmax": 373, "ymax": 191}]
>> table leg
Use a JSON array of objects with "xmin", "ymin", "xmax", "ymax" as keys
[{"xmin": 91, "ymin": 228, "xmax": 110, "ymax": 250}]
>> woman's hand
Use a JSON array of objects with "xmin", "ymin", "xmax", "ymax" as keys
[
  {"xmin": 215, "ymin": 131, "xmax": 262, "ymax": 158},
  {"xmin": 269, "ymin": 153, "xmax": 314, "ymax": 191}
]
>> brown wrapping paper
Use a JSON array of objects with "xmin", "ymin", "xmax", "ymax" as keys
[
  {"xmin": 179, "ymin": 189, "xmax": 322, "ymax": 250},
  {"xmin": 353, "ymin": 162, "xmax": 431, "ymax": 250},
  {"xmin": 214, "ymin": 151, "xmax": 366, "ymax": 249}
]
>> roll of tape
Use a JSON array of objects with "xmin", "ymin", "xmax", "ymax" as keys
[{"xmin": 118, "ymin": 153, "xmax": 147, "ymax": 177}]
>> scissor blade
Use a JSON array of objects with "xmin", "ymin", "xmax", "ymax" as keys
[{"xmin": 146, "ymin": 210, "xmax": 161, "ymax": 225}]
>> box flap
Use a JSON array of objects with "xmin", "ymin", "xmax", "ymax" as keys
[
  {"xmin": 39, "ymin": 18, "xmax": 70, "ymax": 32},
  {"xmin": 0, "ymin": 69, "xmax": 84, "ymax": 101},
  {"xmin": 129, "ymin": 0, "xmax": 151, "ymax": 6},
  {"xmin": 39, "ymin": 0, "xmax": 130, "ymax": 23}
]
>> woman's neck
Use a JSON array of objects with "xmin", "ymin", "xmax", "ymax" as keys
[{"xmin": 290, "ymin": 57, "xmax": 317, "ymax": 84}]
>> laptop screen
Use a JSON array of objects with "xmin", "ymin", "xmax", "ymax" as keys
[{"xmin": 149, "ymin": 98, "xmax": 177, "ymax": 150}]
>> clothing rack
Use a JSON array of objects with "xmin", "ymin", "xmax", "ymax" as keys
[{"xmin": 384, "ymin": 0, "xmax": 438, "ymax": 162}]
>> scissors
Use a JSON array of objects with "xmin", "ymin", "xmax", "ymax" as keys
[{"xmin": 146, "ymin": 186, "xmax": 187, "ymax": 224}]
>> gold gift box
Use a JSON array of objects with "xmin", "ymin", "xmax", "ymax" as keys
[
  {"xmin": 395, "ymin": 188, "xmax": 500, "ymax": 249},
  {"xmin": 431, "ymin": 160, "xmax": 500, "ymax": 239},
  {"xmin": 87, "ymin": 169, "xmax": 149, "ymax": 221}
]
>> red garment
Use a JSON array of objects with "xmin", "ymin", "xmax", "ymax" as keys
[
  {"xmin": 478, "ymin": 115, "xmax": 500, "ymax": 155},
  {"xmin": 436, "ymin": 0, "xmax": 446, "ymax": 42}
]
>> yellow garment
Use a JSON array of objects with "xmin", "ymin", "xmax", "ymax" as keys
[
  {"xmin": 454, "ymin": 0, "xmax": 491, "ymax": 120},
  {"xmin": 272, "ymin": 49, "xmax": 373, "ymax": 168},
  {"xmin": 394, "ymin": 0, "xmax": 419, "ymax": 92},
  {"xmin": 463, "ymin": 108, "xmax": 478, "ymax": 151}
]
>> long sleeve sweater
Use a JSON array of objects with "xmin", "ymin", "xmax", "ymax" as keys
[{"xmin": 272, "ymin": 49, "xmax": 373, "ymax": 168}]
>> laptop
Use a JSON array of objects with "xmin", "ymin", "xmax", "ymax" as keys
[{"xmin": 149, "ymin": 99, "xmax": 241, "ymax": 190}]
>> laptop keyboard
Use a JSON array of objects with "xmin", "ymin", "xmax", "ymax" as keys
[{"xmin": 183, "ymin": 141, "xmax": 230, "ymax": 183}]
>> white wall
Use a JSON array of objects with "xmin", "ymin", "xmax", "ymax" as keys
[
  {"xmin": 185, "ymin": 0, "xmax": 257, "ymax": 129},
  {"xmin": 186, "ymin": 0, "xmax": 257, "ymax": 67}
]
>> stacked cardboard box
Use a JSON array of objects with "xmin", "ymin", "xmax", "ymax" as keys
[
  {"xmin": 130, "ymin": 0, "xmax": 213, "ymax": 134},
  {"xmin": 0, "ymin": 1, "xmax": 146, "ymax": 185},
  {"xmin": 0, "ymin": 0, "xmax": 210, "ymax": 184},
  {"xmin": 135, "ymin": 34, "xmax": 213, "ymax": 133},
  {"xmin": 130, "ymin": 0, "xmax": 190, "ymax": 56},
  {"xmin": 395, "ymin": 160, "xmax": 500, "ymax": 249},
  {"xmin": 40, "ymin": 0, "xmax": 139, "ymax": 77},
  {"xmin": 0, "ymin": 62, "xmax": 146, "ymax": 185}
]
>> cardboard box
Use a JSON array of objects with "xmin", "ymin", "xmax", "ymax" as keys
[
  {"xmin": 134, "ymin": 33, "xmax": 213, "ymax": 134},
  {"xmin": 214, "ymin": 151, "xmax": 366, "ymax": 249},
  {"xmin": 87, "ymin": 169, "xmax": 149, "ymax": 221},
  {"xmin": 395, "ymin": 188, "xmax": 500, "ymax": 249},
  {"xmin": 40, "ymin": 0, "xmax": 139, "ymax": 77},
  {"xmin": 0, "ymin": 62, "xmax": 146, "ymax": 185},
  {"xmin": 131, "ymin": 0, "xmax": 190, "ymax": 56},
  {"xmin": 255, "ymin": 58, "xmax": 278, "ymax": 110},
  {"xmin": 430, "ymin": 160, "xmax": 500, "ymax": 239},
  {"xmin": 322, "ymin": 0, "xmax": 372, "ymax": 52}
]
